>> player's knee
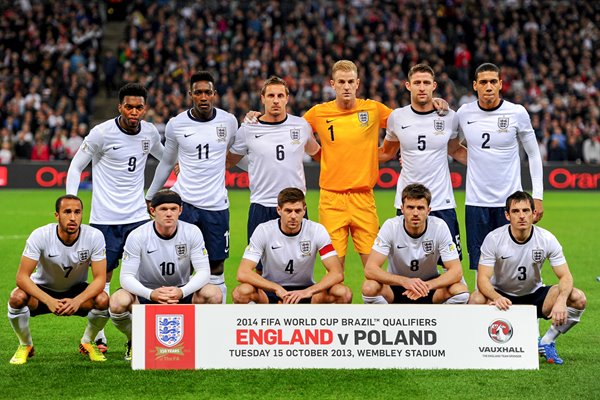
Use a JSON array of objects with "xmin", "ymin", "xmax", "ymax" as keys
[
  {"xmin": 330, "ymin": 284, "xmax": 352, "ymax": 304},
  {"xmin": 8, "ymin": 287, "xmax": 29, "ymax": 308},
  {"xmin": 449, "ymin": 282, "xmax": 469, "ymax": 296},
  {"xmin": 569, "ymin": 288, "xmax": 587, "ymax": 310},
  {"xmin": 109, "ymin": 289, "xmax": 132, "ymax": 314},
  {"xmin": 468, "ymin": 290, "xmax": 486, "ymax": 305},
  {"xmin": 361, "ymin": 280, "xmax": 382, "ymax": 297},
  {"xmin": 196, "ymin": 284, "xmax": 222, "ymax": 304},
  {"xmin": 209, "ymin": 260, "xmax": 225, "ymax": 276},
  {"xmin": 232, "ymin": 284, "xmax": 255, "ymax": 304},
  {"xmin": 93, "ymin": 291, "xmax": 110, "ymax": 310}
]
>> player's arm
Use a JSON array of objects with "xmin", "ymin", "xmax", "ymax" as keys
[
  {"xmin": 15, "ymin": 256, "xmax": 62, "ymax": 314},
  {"xmin": 477, "ymin": 264, "xmax": 512, "ymax": 310},
  {"xmin": 226, "ymin": 151, "xmax": 244, "ymax": 169},
  {"xmin": 304, "ymin": 132, "xmax": 321, "ymax": 156},
  {"xmin": 145, "ymin": 124, "xmax": 179, "ymax": 201},
  {"xmin": 447, "ymin": 137, "xmax": 467, "ymax": 165},
  {"xmin": 65, "ymin": 148, "xmax": 93, "ymax": 195},
  {"xmin": 425, "ymin": 258, "xmax": 463, "ymax": 291},
  {"xmin": 518, "ymin": 113, "xmax": 544, "ymax": 222},
  {"xmin": 548, "ymin": 263, "xmax": 573, "ymax": 326},
  {"xmin": 432, "ymin": 98, "xmax": 449, "ymax": 116},
  {"xmin": 237, "ymin": 258, "xmax": 288, "ymax": 299},
  {"xmin": 379, "ymin": 139, "xmax": 400, "ymax": 162},
  {"xmin": 283, "ymin": 253, "xmax": 344, "ymax": 304},
  {"xmin": 149, "ymin": 135, "xmax": 164, "ymax": 161},
  {"xmin": 57, "ymin": 258, "xmax": 107, "ymax": 316},
  {"xmin": 364, "ymin": 250, "xmax": 429, "ymax": 297}
]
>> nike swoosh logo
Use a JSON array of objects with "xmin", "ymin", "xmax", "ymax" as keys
[
  {"xmin": 48, "ymin": 254, "xmax": 59, "ymax": 258},
  {"xmin": 271, "ymin": 245, "xmax": 282, "ymax": 250},
  {"xmin": 255, "ymin": 134, "xmax": 264, "ymax": 138},
  {"xmin": 401, "ymin": 125, "xmax": 411, "ymax": 129},
  {"xmin": 326, "ymin": 119, "xmax": 336, "ymax": 124},
  {"xmin": 184, "ymin": 132, "xmax": 198, "ymax": 137},
  {"xmin": 467, "ymin": 121, "xmax": 477, "ymax": 124},
  {"xmin": 112, "ymin": 146, "xmax": 122, "ymax": 150},
  {"xmin": 501, "ymin": 256, "xmax": 511, "ymax": 259},
  {"xmin": 396, "ymin": 245, "xmax": 407, "ymax": 249},
  {"xmin": 147, "ymin": 249, "xmax": 158, "ymax": 254}
]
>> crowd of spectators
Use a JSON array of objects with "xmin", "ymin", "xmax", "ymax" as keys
[
  {"xmin": 0, "ymin": 0, "xmax": 102, "ymax": 163},
  {"xmin": 1, "ymin": 0, "xmax": 599, "ymax": 165}
]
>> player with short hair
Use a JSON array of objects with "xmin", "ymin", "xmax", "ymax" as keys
[
  {"xmin": 145, "ymin": 71, "xmax": 238, "ymax": 304},
  {"xmin": 362, "ymin": 184, "xmax": 469, "ymax": 304},
  {"xmin": 226, "ymin": 76, "xmax": 320, "ymax": 241},
  {"xmin": 453, "ymin": 63, "xmax": 544, "ymax": 273},
  {"xmin": 109, "ymin": 190, "xmax": 218, "ymax": 361},
  {"xmin": 66, "ymin": 83, "xmax": 164, "ymax": 351},
  {"xmin": 469, "ymin": 191, "xmax": 586, "ymax": 365},
  {"xmin": 379, "ymin": 64, "xmax": 467, "ymax": 260},
  {"xmin": 7, "ymin": 195, "xmax": 109, "ymax": 364},
  {"xmin": 233, "ymin": 188, "xmax": 352, "ymax": 304}
]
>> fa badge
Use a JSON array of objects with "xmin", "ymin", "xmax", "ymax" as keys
[
  {"xmin": 422, "ymin": 240, "xmax": 434, "ymax": 254},
  {"xmin": 175, "ymin": 244, "xmax": 187, "ymax": 257},
  {"xmin": 216, "ymin": 126, "xmax": 227, "ymax": 142},
  {"xmin": 532, "ymin": 249, "xmax": 544, "ymax": 263},
  {"xmin": 156, "ymin": 315, "xmax": 184, "ymax": 347},
  {"xmin": 358, "ymin": 111, "xmax": 369, "ymax": 126},
  {"xmin": 497, "ymin": 116, "xmax": 509, "ymax": 132},
  {"xmin": 433, "ymin": 119, "xmax": 445, "ymax": 134},
  {"xmin": 78, "ymin": 249, "xmax": 90, "ymax": 262},
  {"xmin": 142, "ymin": 139, "xmax": 150, "ymax": 153},
  {"xmin": 290, "ymin": 128, "xmax": 300, "ymax": 144},
  {"xmin": 300, "ymin": 240, "xmax": 311, "ymax": 256}
]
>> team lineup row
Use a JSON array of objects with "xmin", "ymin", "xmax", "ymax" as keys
[{"xmin": 8, "ymin": 60, "xmax": 585, "ymax": 366}]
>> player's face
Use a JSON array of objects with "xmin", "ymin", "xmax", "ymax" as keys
[
  {"xmin": 505, "ymin": 200, "xmax": 534, "ymax": 231},
  {"xmin": 190, "ymin": 81, "xmax": 216, "ymax": 119},
  {"xmin": 55, "ymin": 198, "xmax": 83, "ymax": 236},
  {"xmin": 331, "ymin": 70, "xmax": 359, "ymax": 103},
  {"xmin": 152, "ymin": 203, "xmax": 182, "ymax": 231},
  {"xmin": 261, "ymin": 84, "xmax": 288, "ymax": 120},
  {"xmin": 473, "ymin": 71, "xmax": 502, "ymax": 109},
  {"xmin": 407, "ymin": 72, "xmax": 437, "ymax": 107},
  {"xmin": 118, "ymin": 96, "xmax": 146, "ymax": 132},
  {"xmin": 401, "ymin": 197, "xmax": 431, "ymax": 232},
  {"xmin": 277, "ymin": 201, "xmax": 306, "ymax": 234}
]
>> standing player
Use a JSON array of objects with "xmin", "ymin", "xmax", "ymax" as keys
[
  {"xmin": 469, "ymin": 191, "xmax": 586, "ymax": 365},
  {"xmin": 233, "ymin": 188, "xmax": 352, "ymax": 304},
  {"xmin": 109, "ymin": 190, "xmax": 218, "ymax": 361},
  {"xmin": 362, "ymin": 184, "xmax": 468, "ymax": 304},
  {"xmin": 453, "ymin": 63, "xmax": 544, "ymax": 274},
  {"xmin": 226, "ymin": 76, "xmax": 320, "ymax": 241},
  {"xmin": 7, "ymin": 195, "xmax": 109, "ymax": 364},
  {"xmin": 379, "ymin": 64, "xmax": 467, "ymax": 259},
  {"xmin": 145, "ymin": 71, "xmax": 238, "ymax": 303},
  {"xmin": 66, "ymin": 83, "xmax": 163, "ymax": 351},
  {"xmin": 303, "ymin": 60, "xmax": 447, "ymax": 268}
]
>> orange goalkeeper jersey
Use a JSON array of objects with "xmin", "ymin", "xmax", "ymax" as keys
[{"xmin": 304, "ymin": 99, "xmax": 392, "ymax": 192}]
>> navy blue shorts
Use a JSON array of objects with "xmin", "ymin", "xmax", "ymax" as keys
[
  {"xmin": 495, "ymin": 286, "xmax": 552, "ymax": 319},
  {"xmin": 390, "ymin": 284, "xmax": 436, "ymax": 304},
  {"xmin": 137, "ymin": 293, "xmax": 194, "ymax": 305},
  {"xmin": 91, "ymin": 220, "xmax": 148, "ymax": 272},
  {"xmin": 265, "ymin": 285, "xmax": 312, "ymax": 304},
  {"xmin": 396, "ymin": 208, "xmax": 462, "ymax": 263},
  {"xmin": 465, "ymin": 205, "xmax": 508, "ymax": 270},
  {"xmin": 30, "ymin": 282, "xmax": 91, "ymax": 317},
  {"xmin": 180, "ymin": 202, "xmax": 229, "ymax": 261}
]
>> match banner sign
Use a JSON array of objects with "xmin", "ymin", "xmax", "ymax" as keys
[{"xmin": 131, "ymin": 304, "xmax": 538, "ymax": 370}]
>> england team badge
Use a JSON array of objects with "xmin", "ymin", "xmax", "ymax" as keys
[
  {"xmin": 175, "ymin": 244, "xmax": 187, "ymax": 257},
  {"xmin": 358, "ymin": 111, "xmax": 369, "ymax": 125},
  {"xmin": 216, "ymin": 126, "xmax": 227, "ymax": 142},
  {"xmin": 532, "ymin": 249, "xmax": 544, "ymax": 263},
  {"xmin": 422, "ymin": 240, "xmax": 434, "ymax": 254},
  {"xmin": 290, "ymin": 128, "xmax": 300, "ymax": 144},
  {"xmin": 433, "ymin": 119, "xmax": 445, "ymax": 134},
  {"xmin": 497, "ymin": 116, "xmax": 509, "ymax": 132},
  {"xmin": 78, "ymin": 249, "xmax": 90, "ymax": 262},
  {"xmin": 156, "ymin": 314, "xmax": 184, "ymax": 347},
  {"xmin": 300, "ymin": 240, "xmax": 311, "ymax": 256},
  {"xmin": 142, "ymin": 139, "xmax": 150, "ymax": 153}
]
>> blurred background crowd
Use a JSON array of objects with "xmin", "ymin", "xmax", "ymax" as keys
[{"xmin": 1, "ymin": 0, "xmax": 599, "ymax": 165}]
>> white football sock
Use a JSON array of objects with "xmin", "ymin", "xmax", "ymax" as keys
[
  {"xmin": 82, "ymin": 309, "xmax": 109, "ymax": 344},
  {"xmin": 110, "ymin": 310, "xmax": 132, "ymax": 340},
  {"xmin": 210, "ymin": 274, "xmax": 227, "ymax": 304},
  {"xmin": 540, "ymin": 307, "xmax": 585, "ymax": 344},
  {"xmin": 443, "ymin": 292, "xmax": 469, "ymax": 304},
  {"xmin": 8, "ymin": 305, "xmax": 32, "ymax": 346},
  {"xmin": 362, "ymin": 295, "xmax": 388, "ymax": 304}
]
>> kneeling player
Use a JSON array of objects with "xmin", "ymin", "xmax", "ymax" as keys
[
  {"xmin": 469, "ymin": 191, "xmax": 586, "ymax": 365},
  {"xmin": 8, "ymin": 195, "xmax": 109, "ymax": 364},
  {"xmin": 362, "ymin": 184, "xmax": 468, "ymax": 304},
  {"xmin": 109, "ymin": 190, "xmax": 220, "ymax": 361},
  {"xmin": 233, "ymin": 188, "xmax": 351, "ymax": 304}
]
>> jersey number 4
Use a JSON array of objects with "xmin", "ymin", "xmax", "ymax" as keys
[{"xmin": 285, "ymin": 260, "xmax": 294, "ymax": 274}]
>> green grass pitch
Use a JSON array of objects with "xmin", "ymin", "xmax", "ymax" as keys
[{"xmin": 0, "ymin": 189, "xmax": 598, "ymax": 399}]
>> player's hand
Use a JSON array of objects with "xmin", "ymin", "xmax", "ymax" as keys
[
  {"xmin": 150, "ymin": 287, "xmax": 174, "ymax": 304},
  {"xmin": 549, "ymin": 302, "xmax": 567, "ymax": 326},
  {"xmin": 490, "ymin": 296, "xmax": 512, "ymax": 311},
  {"xmin": 402, "ymin": 288, "xmax": 423, "ymax": 301},
  {"xmin": 533, "ymin": 198, "xmax": 544, "ymax": 223},
  {"xmin": 46, "ymin": 298, "xmax": 62, "ymax": 314},
  {"xmin": 282, "ymin": 289, "xmax": 312, "ymax": 304},
  {"xmin": 243, "ymin": 111, "xmax": 261, "ymax": 124},
  {"xmin": 432, "ymin": 97, "xmax": 449, "ymax": 116},
  {"xmin": 403, "ymin": 278, "xmax": 429, "ymax": 298},
  {"xmin": 55, "ymin": 298, "xmax": 81, "ymax": 316},
  {"xmin": 173, "ymin": 163, "xmax": 180, "ymax": 176},
  {"xmin": 274, "ymin": 287, "xmax": 289, "ymax": 302}
]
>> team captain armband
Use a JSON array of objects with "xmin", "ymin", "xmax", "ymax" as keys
[{"xmin": 319, "ymin": 243, "xmax": 336, "ymax": 259}]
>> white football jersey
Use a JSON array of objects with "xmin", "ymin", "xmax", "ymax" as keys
[
  {"xmin": 67, "ymin": 117, "xmax": 163, "ymax": 224},
  {"xmin": 243, "ymin": 219, "xmax": 337, "ymax": 286},
  {"xmin": 120, "ymin": 220, "xmax": 211, "ymax": 299},
  {"xmin": 479, "ymin": 225, "xmax": 566, "ymax": 296},
  {"xmin": 372, "ymin": 216, "xmax": 459, "ymax": 280},
  {"xmin": 23, "ymin": 224, "xmax": 106, "ymax": 292},
  {"xmin": 146, "ymin": 108, "xmax": 238, "ymax": 211},
  {"xmin": 230, "ymin": 115, "xmax": 312, "ymax": 206},
  {"xmin": 454, "ymin": 100, "xmax": 543, "ymax": 206},
  {"xmin": 386, "ymin": 106, "xmax": 457, "ymax": 211}
]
